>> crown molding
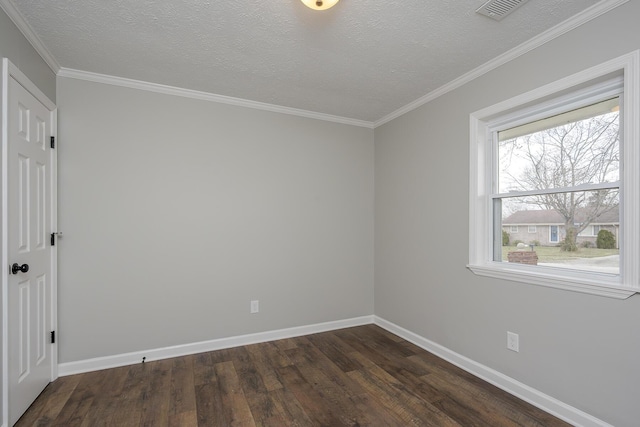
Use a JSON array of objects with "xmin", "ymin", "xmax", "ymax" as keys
[
  {"xmin": 2, "ymin": 0, "xmax": 626, "ymax": 129},
  {"xmin": 374, "ymin": 0, "xmax": 630, "ymax": 128},
  {"xmin": 0, "ymin": 0, "xmax": 60, "ymax": 73},
  {"xmin": 57, "ymin": 68, "xmax": 374, "ymax": 129}
]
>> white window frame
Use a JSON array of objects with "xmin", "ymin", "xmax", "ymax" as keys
[
  {"xmin": 528, "ymin": 225, "xmax": 537, "ymax": 233},
  {"xmin": 468, "ymin": 51, "xmax": 639, "ymax": 299},
  {"xmin": 549, "ymin": 225, "xmax": 560, "ymax": 244},
  {"xmin": 578, "ymin": 224, "xmax": 603, "ymax": 237},
  {"xmin": 510, "ymin": 226, "xmax": 518, "ymax": 232}
]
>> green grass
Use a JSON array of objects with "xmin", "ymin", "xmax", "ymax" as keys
[{"xmin": 502, "ymin": 246, "xmax": 619, "ymax": 263}]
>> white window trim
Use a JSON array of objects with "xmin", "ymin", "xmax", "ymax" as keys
[
  {"xmin": 510, "ymin": 226, "xmax": 518, "ymax": 232},
  {"xmin": 549, "ymin": 226, "xmax": 560, "ymax": 244},
  {"xmin": 468, "ymin": 51, "xmax": 639, "ymax": 299},
  {"xmin": 528, "ymin": 225, "xmax": 537, "ymax": 233}
]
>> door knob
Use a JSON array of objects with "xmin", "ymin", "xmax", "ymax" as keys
[{"xmin": 11, "ymin": 263, "xmax": 29, "ymax": 274}]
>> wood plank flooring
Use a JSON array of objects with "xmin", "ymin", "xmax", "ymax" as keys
[{"xmin": 15, "ymin": 325, "xmax": 570, "ymax": 426}]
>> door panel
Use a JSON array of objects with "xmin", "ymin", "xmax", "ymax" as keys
[
  {"xmin": 36, "ymin": 274, "xmax": 47, "ymax": 365},
  {"xmin": 18, "ymin": 280, "xmax": 30, "ymax": 381},
  {"xmin": 17, "ymin": 154, "xmax": 29, "ymax": 252}
]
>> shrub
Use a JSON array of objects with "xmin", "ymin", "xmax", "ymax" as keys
[
  {"xmin": 561, "ymin": 229, "xmax": 578, "ymax": 252},
  {"xmin": 581, "ymin": 241, "xmax": 594, "ymax": 248},
  {"xmin": 529, "ymin": 240, "xmax": 540, "ymax": 246},
  {"xmin": 596, "ymin": 229, "xmax": 616, "ymax": 249},
  {"xmin": 502, "ymin": 230, "xmax": 510, "ymax": 246},
  {"xmin": 512, "ymin": 239, "xmax": 523, "ymax": 246},
  {"xmin": 561, "ymin": 240, "xmax": 578, "ymax": 251}
]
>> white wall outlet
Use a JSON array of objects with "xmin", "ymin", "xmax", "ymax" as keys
[
  {"xmin": 507, "ymin": 331, "xmax": 519, "ymax": 352},
  {"xmin": 250, "ymin": 300, "xmax": 259, "ymax": 314}
]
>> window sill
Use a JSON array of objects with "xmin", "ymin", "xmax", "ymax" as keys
[{"xmin": 467, "ymin": 263, "xmax": 636, "ymax": 299}]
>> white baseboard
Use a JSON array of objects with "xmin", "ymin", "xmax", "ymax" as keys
[
  {"xmin": 373, "ymin": 316, "xmax": 611, "ymax": 427},
  {"xmin": 58, "ymin": 315, "xmax": 374, "ymax": 376},
  {"xmin": 58, "ymin": 313, "xmax": 609, "ymax": 427}
]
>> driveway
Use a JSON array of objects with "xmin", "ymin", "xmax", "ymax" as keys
[{"xmin": 540, "ymin": 254, "xmax": 619, "ymax": 274}]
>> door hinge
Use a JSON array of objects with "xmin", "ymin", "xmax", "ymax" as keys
[
  {"xmin": 51, "ymin": 232, "xmax": 62, "ymax": 246},
  {"xmin": 50, "ymin": 136, "xmax": 55, "ymax": 149},
  {"xmin": 51, "ymin": 331, "xmax": 56, "ymax": 344}
]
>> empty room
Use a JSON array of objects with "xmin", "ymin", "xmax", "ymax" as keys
[{"xmin": 1, "ymin": 0, "xmax": 639, "ymax": 426}]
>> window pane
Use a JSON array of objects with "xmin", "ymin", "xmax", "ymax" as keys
[
  {"xmin": 499, "ymin": 190, "xmax": 619, "ymax": 275},
  {"xmin": 498, "ymin": 98, "xmax": 620, "ymax": 193}
]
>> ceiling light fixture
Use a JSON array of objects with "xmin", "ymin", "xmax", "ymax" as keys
[{"xmin": 300, "ymin": 0, "xmax": 340, "ymax": 11}]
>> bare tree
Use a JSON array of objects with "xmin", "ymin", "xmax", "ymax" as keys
[{"xmin": 500, "ymin": 110, "xmax": 619, "ymax": 251}]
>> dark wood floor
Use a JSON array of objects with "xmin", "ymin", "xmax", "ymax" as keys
[{"xmin": 16, "ymin": 325, "xmax": 570, "ymax": 426}]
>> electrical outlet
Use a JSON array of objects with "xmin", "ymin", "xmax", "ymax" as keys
[
  {"xmin": 250, "ymin": 300, "xmax": 259, "ymax": 314},
  {"xmin": 507, "ymin": 331, "xmax": 519, "ymax": 352}
]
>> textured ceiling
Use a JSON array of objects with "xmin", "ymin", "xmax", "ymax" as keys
[{"xmin": 8, "ymin": 0, "xmax": 600, "ymax": 122}]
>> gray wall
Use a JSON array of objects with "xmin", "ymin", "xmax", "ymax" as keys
[
  {"xmin": 1, "ymin": 6, "xmax": 56, "ymax": 425},
  {"xmin": 374, "ymin": 2, "xmax": 640, "ymax": 426},
  {"xmin": 0, "ymin": 7, "xmax": 56, "ymax": 102},
  {"xmin": 4, "ymin": 1, "xmax": 640, "ymax": 425},
  {"xmin": 57, "ymin": 77, "xmax": 374, "ymax": 363}
]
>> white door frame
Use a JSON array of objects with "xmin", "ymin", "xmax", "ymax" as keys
[{"xmin": 1, "ymin": 58, "xmax": 58, "ymax": 427}]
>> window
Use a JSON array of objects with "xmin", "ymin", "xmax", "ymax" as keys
[
  {"xmin": 578, "ymin": 225, "xmax": 603, "ymax": 237},
  {"xmin": 469, "ymin": 52, "xmax": 639, "ymax": 299},
  {"xmin": 510, "ymin": 226, "xmax": 518, "ymax": 232},
  {"xmin": 499, "ymin": 96, "xmax": 620, "ymax": 264},
  {"xmin": 549, "ymin": 225, "xmax": 559, "ymax": 243}
]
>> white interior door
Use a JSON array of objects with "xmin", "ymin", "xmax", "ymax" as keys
[{"xmin": 2, "ymin": 59, "xmax": 57, "ymax": 426}]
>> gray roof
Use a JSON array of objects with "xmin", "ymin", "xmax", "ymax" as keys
[{"xmin": 503, "ymin": 206, "xmax": 619, "ymax": 225}]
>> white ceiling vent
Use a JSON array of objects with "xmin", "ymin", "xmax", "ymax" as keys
[{"xmin": 476, "ymin": 0, "xmax": 530, "ymax": 21}]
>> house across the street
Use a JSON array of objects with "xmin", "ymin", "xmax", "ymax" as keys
[{"xmin": 502, "ymin": 207, "xmax": 619, "ymax": 247}]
